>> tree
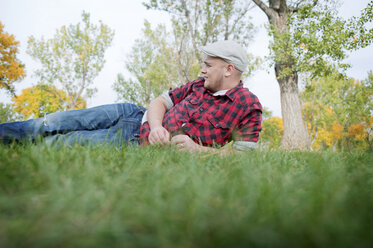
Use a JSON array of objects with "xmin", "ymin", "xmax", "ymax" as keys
[
  {"xmin": 115, "ymin": 0, "xmax": 259, "ymax": 104},
  {"xmin": 144, "ymin": 0, "xmax": 256, "ymax": 65},
  {"xmin": 0, "ymin": 22, "xmax": 25, "ymax": 95},
  {"xmin": 251, "ymin": 0, "xmax": 373, "ymax": 149},
  {"xmin": 27, "ymin": 12, "xmax": 114, "ymax": 110},
  {"xmin": 12, "ymin": 85, "xmax": 86, "ymax": 120},
  {"xmin": 113, "ymin": 21, "xmax": 183, "ymax": 106},
  {"xmin": 0, "ymin": 103, "xmax": 22, "ymax": 123},
  {"xmin": 301, "ymin": 74, "xmax": 372, "ymax": 151}
]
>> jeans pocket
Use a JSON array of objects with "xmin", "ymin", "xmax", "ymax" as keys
[{"xmin": 118, "ymin": 118, "xmax": 142, "ymax": 145}]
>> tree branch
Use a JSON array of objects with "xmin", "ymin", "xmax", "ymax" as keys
[
  {"xmin": 181, "ymin": 0, "xmax": 202, "ymax": 64},
  {"xmin": 228, "ymin": 7, "xmax": 250, "ymax": 38},
  {"xmin": 251, "ymin": 0, "xmax": 271, "ymax": 17},
  {"xmin": 289, "ymin": 0, "xmax": 319, "ymax": 13}
]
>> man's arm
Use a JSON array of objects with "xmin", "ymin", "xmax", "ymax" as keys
[{"xmin": 147, "ymin": 96, "xmax": 170, "ymax": 145}]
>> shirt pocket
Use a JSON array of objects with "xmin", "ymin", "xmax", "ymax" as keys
[
  {"xmin": 207, "ymin": 116, "xmax": 232, "ymax": 130},
  {"xmin": 205, "ymin": 116, "xmax": 233, "ymax": 145},
  {"xmin": 185, "ymin": 98, "xmax": 199, "ymax": 118}
]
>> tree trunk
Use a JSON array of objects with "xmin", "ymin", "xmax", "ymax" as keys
[
  {"xmin": 252, "ymin": 0, "xmax": 311, "ymax": 149},
  {"xmin": 277, "ymin": 68, "xmax": 310, "ymax": 149}
]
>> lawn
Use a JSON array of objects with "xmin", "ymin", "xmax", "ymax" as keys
[{"xmin": 0, "ymin": 144, "xmax": 372, "ymax": 247}]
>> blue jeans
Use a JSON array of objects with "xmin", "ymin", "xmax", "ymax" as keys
[{"xmin": 0, "ymin": 103, "xmax": 145, "ymax": 146}]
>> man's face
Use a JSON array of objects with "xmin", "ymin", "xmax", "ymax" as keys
[{"xmin": 201, "ymin": 56, "xmax": 228, "ymax": 92}]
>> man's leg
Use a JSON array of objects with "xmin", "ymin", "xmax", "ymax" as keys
[
  {"xmin": 0, "ymin": 103, "xmax": 145, "ymax": 144},
  {"xmin": 44, "ymin": 114, "xmax": 143, "ymax": 146}
]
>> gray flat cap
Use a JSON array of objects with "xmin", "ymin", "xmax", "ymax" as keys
[{"xmin": 200, "ymin": 40, "xmax": 247, "ymax": 72}]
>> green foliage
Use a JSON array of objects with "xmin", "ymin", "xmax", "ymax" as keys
[
  {"xmin": 269, "ymin": 0, "xmax": 373, "ymax": 79},
  {"xmin": 0, "ymin": 103, "xmax": 22, "ymax": 123},
  {"xmin": 0, "ymin": 144, "xmax": 372, "ymax": 247},
  {"xmin": 27, "ymin": 11, "xmax": 114, "ymax": 110},
  {"xmin": 346, "ymin": 0, "xmax": 373, "ymax": 49},
  {"xmin": 143, "ymin": 0, "xmax": 255, "ymax": 49}
]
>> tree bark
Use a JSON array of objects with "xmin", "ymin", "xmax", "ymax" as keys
[
  {"xmin": 252, "ymin": 0, "xmax": 310, "ymax": 149},
  {"xmin": 277, "ymin": 69, "xmax": 310, "ymax": 149}
]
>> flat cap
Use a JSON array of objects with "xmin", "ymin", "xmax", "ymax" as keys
[{"xmin": 200, "ymin": 40, "xmax": 247, "ymax": 72}]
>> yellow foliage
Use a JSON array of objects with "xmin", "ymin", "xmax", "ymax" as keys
[
  {"xmin": 314, "ymin": 129, "xmax": 333, "ymax": 149},
  {"xmin": 12, "ymin": 85, "xmax": 86, "ymax": 120},
  {"xmin": 297, "ymin": 43, "xmax": 308, "ymax": 49},
  {"xmin": 312, "ymin": 122, "xmax": 343, "ymax": 150},
  {"xmin": 265, "ymin": 117, "xmax": 284, "ymax": 132},
  {"xmin": 347, "ymin": 123, "xmax": 368, "ymax": 140},
  {"xmin": 260, "ymin": 117, "xmax": 283, "ymax": 148},
  {"xmin": 331, "ymin": 123, "xmax": 343, "ymax": 140},
  {"xmin": 0, "ymin": 22, "xmax": 25, "ymax": 91},
  {"xmin": 325, "ymin": 107, "xmax": 334, "ymax": 114}
]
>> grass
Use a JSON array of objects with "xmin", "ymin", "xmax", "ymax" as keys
[{"xmin": 0, "ymin": 143, "xmax": 372, "ymax": 247}]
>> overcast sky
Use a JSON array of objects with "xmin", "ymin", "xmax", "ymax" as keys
[{"xmin": 1, "ymin": 0, "xmax": 372, "ymax": 117}]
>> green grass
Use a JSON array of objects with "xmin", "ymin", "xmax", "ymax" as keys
[{"xmin": 0, "ymin": 144, "xmax": 372, "ymax": 248}]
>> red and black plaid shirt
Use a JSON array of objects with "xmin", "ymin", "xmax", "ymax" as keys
[{"xmin": 140, "ymin": 77, "xmax": 262, "ymax": 147}]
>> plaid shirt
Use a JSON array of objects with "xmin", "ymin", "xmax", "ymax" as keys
[{"xmin": 140, "ymin": 77, "xmax": 262, "ymax": 147}]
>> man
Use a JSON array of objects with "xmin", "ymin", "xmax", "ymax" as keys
[{"xmin": 0, "ymin": 40, "xmax": 262, "ymax": 152}]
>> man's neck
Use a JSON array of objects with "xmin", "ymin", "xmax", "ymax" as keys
[{"xmin": 218, "ymin": 78, "xmax": 241, "ymax": 91}]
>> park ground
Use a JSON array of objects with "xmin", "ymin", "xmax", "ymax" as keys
[{"xmin": 0, "ymin": 144, "xmax": 372, "ymax": 247}]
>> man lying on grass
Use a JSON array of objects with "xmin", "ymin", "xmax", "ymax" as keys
[{"xmin": 0, "ymin": 40, "xmax": 262, "ymax": 153}]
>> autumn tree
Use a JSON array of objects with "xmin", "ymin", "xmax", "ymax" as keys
[
  {"xmin": 301, "ymin": 74, "xmax": 372, "ymax": 151},
  {"xmin": 0, "ymin": 22, "xmax": 25, "ymax": 95},
  {"xmin": 251, "ymin": 0, "xmax": 373, "ymax": 149},
  {"xmin": 12, "ymin": 85, "xmax": 86, "ymax": 120},
  {"xmin": 27, "ymin": 12, "xmax": 114, "ymax": 110},
  {"xmin": 301, "ymin": 102, "xmax": 342, "ymax": 150}
]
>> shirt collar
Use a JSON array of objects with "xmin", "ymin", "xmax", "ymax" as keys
[
  {"xmin": 218, "ymin": 81, "xmax": 244, "ymax": 101},
  {"xmin": 213, "ymin": 89, "xmax": 228, "ymax": 96}
]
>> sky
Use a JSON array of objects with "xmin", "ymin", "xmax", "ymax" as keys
[{"xmin": 1, "ymin": 0, "xmax": 372, "ymax": 117}]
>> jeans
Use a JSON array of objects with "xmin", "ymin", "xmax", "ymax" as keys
[{"xmin": 0, "ymin": 103, "xmax": 146, "ymax": 146}]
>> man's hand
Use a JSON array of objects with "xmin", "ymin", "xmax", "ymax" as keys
[
  {"xmin": 171, "ymin": 134, "xmax": 200, "ymax": 152},
  {"xmin": 171, "ymin": 134, "xmax": 236, "ymax": 155},
  {"xmin": 149, "ymin": 126, "xmax": 170, "ymax": 145}
]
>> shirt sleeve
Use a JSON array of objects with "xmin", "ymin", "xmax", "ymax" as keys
[
  {"xmin": 161, "ymin": 91, "xmax": 174, "ymax": 110},
  {"xmin": 234, "ymin": 99, "xmax": 262, "ymax": 145},
  {"xmin": 232, "ymin": 141, "xmax": 257, "ymax": 151}
]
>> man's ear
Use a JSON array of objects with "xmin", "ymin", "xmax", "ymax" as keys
[{"xmin": 224, "ymin": 64, "xmax": 235, "ymax": 76}]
